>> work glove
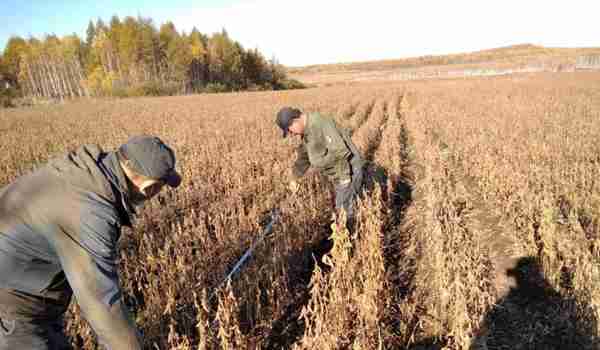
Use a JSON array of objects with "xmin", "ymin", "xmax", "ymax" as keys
[{"xmin": 289, "ymin": 180, "xmax": 300, "ymax": 195}]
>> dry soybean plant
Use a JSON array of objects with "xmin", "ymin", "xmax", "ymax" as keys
[{"xmin": 1, "ymin": 72, "xmax": 599, "ymax": 349}]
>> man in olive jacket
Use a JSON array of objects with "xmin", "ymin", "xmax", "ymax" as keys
[
  {"xmin": 276, "ymin": 107, "xmax": 366, "ymax": 229},
  {"xmin": 0, "ymin": 135, "xmax": 181, "ymax": 350}
]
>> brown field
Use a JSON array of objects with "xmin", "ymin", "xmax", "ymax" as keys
[
  {"xmin": 1, "ymin": 71, "xmax": 600, "ymax": 349},
  {"xmin": 289, "ymin": 45, "xmax": 600, "ymax": 86}
]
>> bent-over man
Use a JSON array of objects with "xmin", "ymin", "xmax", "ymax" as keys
[
  {"xmin": 276, "ymin": 107, "xmax": 366, "ymax": 230},
  {"xmin": 0, "ymin": 136, "xmax": 181, "ymax": 350}
]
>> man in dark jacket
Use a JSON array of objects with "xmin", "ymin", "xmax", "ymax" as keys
[
  {"xmin": 276, "ymin": 107, "xmax": 366, "ymax": 230},
  {"xmin": 0, "ymin": 135, "xmax": 182, "ymax": 350}
]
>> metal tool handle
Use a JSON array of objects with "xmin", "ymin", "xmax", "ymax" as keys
[{"xmin": 209, "ymin": 208, "xmax": 281, "ymax": 301}]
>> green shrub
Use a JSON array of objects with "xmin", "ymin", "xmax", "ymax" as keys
[
  {"xmin": 121, "ymin": 81, "xmax": 181, "ymax": 97},
  {"xmin": 246, "ymin": 84, "xmax": 264, "ymax": 92},
  {"xmin": 274, "ymin": 78, "xmax": 306, "ymax": 90},
  {"xmin": 111, "ymin": 86, "xmax": 129, "ymax": 98},
  {"xmin": 0, "ymin": 86, "xmax": 17, "ymax": 108},
  {"xmin": 145, "ymin": 81, "xmax": 180, "ymax": 96},
  {"xmin": 203, "ymin": 82, "xmax": 230, "ymax": 94}
]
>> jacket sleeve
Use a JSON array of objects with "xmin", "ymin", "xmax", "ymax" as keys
[
  {"xmin": 310, "ymin": 122, "xmax": 352, "ymax": 182},
  {"xmin": 51, "ymin": 196, "xmax": 141, "ymax": 350},
  {"xmin": 292, "ymin": 144, "xmax": 311, "ymax": 179}
]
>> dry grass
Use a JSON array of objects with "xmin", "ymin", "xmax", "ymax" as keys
[
  {"xmin": 287, "ymin": 44, "xmax": 587, "ymax": 73},
  {"xmin": 288, "ymin": 45, "xmax": 600, "ymax": 86},
  {"xmin": 1, "ymin": 71, "xmax": 599, "ymax": 349}
]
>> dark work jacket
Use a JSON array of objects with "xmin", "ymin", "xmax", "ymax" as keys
[
  {"xmin": 0, "ymin": 145, "xmax": 141, "ymax": 350},
  {"xmin": 293, "ymin": 112, "xmax": 365, "ymax": 184}
]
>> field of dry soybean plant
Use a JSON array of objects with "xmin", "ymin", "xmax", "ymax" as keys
[{"xmin": 1, "ymin": 71, "xmax": 599, "ymax": 349}]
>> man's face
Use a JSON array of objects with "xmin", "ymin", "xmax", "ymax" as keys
[
  {"xmin": 141, "ymin": 180, "xmax": 166, "ymax": 199},
  {"xmin": 120, "ymin": 160, "xmax": 170, "ymax": 206},
  {"xmin": 287, "ymin": 118, "xmax": 304, "ymax": 136},
  {"xmin": 127, "ymin": 177, "xmax": 166, "ymax": 206}
]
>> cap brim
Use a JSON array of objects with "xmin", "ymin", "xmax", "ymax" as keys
[{"xmin": 164, "ymin": 171, "xmax": 182, "ymax": 188}]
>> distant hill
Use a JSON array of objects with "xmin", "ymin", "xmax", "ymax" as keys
[{"xmin": 288, "ymin": 44, "xmax": 600, "ymax": 85}]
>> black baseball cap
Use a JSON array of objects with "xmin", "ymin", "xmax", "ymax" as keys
[
  {"xmin": 118, "ymin": 135, "xmax": 182, "ymax": 188},
  {"xmin": 276, "ymin": 107, "xmax": 302, "ymax": 138}
]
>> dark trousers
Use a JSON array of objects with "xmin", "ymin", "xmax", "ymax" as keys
[
  {"xmin": 0, "ymin": 285, "xmax": 72, "ymax": 350},
  {"xmin": 0, "ymin": 316, "xmax": 71, "ymax": 350},
  {"xmin": 334, "ymin": 162, "xmax": 365, "ymax": 229}
]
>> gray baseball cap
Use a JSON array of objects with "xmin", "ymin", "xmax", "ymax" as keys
[
  {"xmin": 118, "ymin": 135, "xmax": 182, "ymax": 188},
  {"xmin": 276, "ymin": 107, "xmax": 302, "ymax": 138}
]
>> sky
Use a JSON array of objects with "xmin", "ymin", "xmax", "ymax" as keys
[{"xmin": 1, "ymin": 0, "xmax": 598, "ymax": 66}]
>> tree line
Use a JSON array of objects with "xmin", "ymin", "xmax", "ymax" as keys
[{"xmin": 0, "ymin": 15, "xmax": 303, "ymax": 102}]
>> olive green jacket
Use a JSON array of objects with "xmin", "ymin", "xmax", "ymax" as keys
[{"xmin": 293, "ymin": 112, "xmax": 364, "ymax": 183}]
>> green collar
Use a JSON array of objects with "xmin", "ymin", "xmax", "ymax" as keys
[{"xmin": 304, "ymin": 112, "xmax": 317, "ymax": 138}]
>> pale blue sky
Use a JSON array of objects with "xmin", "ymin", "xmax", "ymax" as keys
[{"xmin": 1, "ymin": 0, "xmax": 598, "ymax": 66}]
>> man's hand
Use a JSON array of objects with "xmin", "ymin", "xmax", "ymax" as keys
[
  {"xmin": 338, "ymin": 178, "xmax": 351, "ymax": 187},
  {"xmin": 289, "ymin": 180, "xmax": 300, "ymax": 195}
]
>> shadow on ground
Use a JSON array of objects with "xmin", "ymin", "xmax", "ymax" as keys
[
  {"xmin": 262, "ymin": 221, "xmax": 334, "ymax": 349},
  {"xmin": 263, "ymin": 160, "xmax": 402, "ymax": 348},
  {"xmin": 406, "ymin": 338, "xmax": 447, "ymax": 350},
  {"xmin": 471, "ymin": 256, "xmax": 599, "ymax": 350}
]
